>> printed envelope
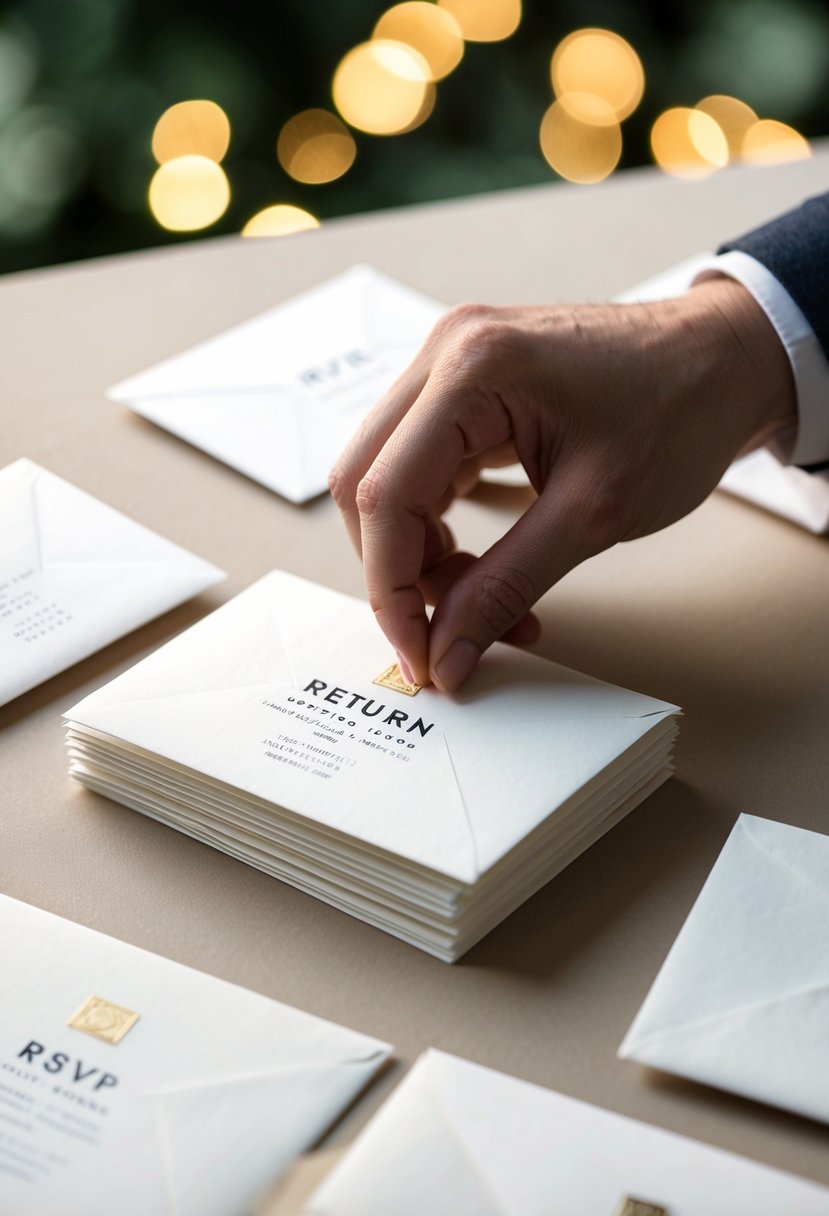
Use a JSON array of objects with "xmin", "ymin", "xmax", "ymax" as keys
[
  {"xmin": 108, "ymin": 266, "xmax": 445, "ymax": 503},
  {"xmin": 0, "ymin": 893, "xmax": 390, "ymax": 1216},
  {"xmin": 306, "ymin": 1049, "xmax": 829, "ymax": 1214},
  {"xmin": 619, "ymin": 814, "xmax": 829, "ymax": 1124},
  {"xmin": 64, "ymin": 571, "xmax": 678, "ymax": 888},
  {"xmin": 0, "ymin": 458, "xmax": 224, "ymax": 706}
]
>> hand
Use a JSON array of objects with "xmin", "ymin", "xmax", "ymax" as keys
[{"xmin": 329, "ymin": 279, "xmax": 796, "ymax": 692}]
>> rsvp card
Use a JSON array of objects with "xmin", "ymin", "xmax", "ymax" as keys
[
  {"xmin": 0, "ymin": 894, "xmax": 389, "ymax": 1215},
  {"xmin": 0, "ymin": 459, "xmax": 224, "ymax": 707}
]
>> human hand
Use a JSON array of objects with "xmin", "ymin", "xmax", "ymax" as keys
[{"xmin": 329, "ymin": 279, "xmax": 796, "ymax": 692}]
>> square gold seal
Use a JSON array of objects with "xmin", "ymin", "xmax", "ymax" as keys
[
  {"xmin": 68, "ymin": 994, "xmax": 140, "ymax": 1046},
  {"xmin": 373, "ymin": 662, "xmax": 421, "ymax": 696},
  {"xmin": 616, "ymin": 1199, "xmax": 668, "ymax": 1216}
]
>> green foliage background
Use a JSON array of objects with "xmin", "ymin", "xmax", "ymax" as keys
[{"xmin": 0, "ymin": 0, "xmax": 827, "ymax": 274}]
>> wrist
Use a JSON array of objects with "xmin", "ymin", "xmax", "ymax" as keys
[{"xmin": 683, "ymin": 276, "xmax": 798, "ymax": 452}]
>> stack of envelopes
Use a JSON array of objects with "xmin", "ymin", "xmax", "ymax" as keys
[{"xmin": 64, "ymin": 572, "xmax": 679, "ymax": 961}]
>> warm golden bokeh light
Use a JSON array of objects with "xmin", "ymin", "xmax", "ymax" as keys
[
  {"xmin": 149, "ymin": 156, "xmax": 230, "ymax": 231},
  {"xmin": 539, "ymin": 99, "xmax": 622, "ymax": 184},
  {"xmin": 373, "ymin": 2, "xmax": 464, "ymax": 81},
  {"xmin": 741, "ymin": 119, "xmax": 811, "ymax": 164},
  {"xmin": 650, "ymin": 108, "xmax": 728, "ymax": 179},
  {"xmin": 151, "ymin": 100, "xmax": 231, "ymax": 165},
  {"xmin": 551, "ymin": 29, "xmax": 644, "ymax": 122},
  {"xmin": 332, "ymin": 40, "xmax": 435, "ymax": 135},
  {"xmin": 241, "ymin": 204, "xmax": 320, "ymax": 238},
  {"xmin": 695, "ymin": 95, "xmax": 757, "ymax": 159},
  {"xmin": 436, "ymin": 0, "xmax": 521, "ymax": 43},
  {"xmin": 277, "ymin": 109, "xmax": 357, "ymax": 184},
  {"xmin": 557, "ymin": 91, "xmax": 620, "ymax": 127}
]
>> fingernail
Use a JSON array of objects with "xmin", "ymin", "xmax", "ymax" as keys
[
  {"xmin": 434, "ymin": 639, "xmax": 480, "ymax": 692},
  {"xmin": 396, "ymin": 651, "xmax": 415, "ymax": 685}
]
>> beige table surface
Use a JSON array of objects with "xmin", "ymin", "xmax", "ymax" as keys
[{"xmin": 2, "ymin": 150, "xmax": 829, "ymax": 1191}]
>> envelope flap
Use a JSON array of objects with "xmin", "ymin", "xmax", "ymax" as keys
[
  {"xmin": 619, "ymin": 816, "xmax": 829, "ymax": 1116},
  {"xmin": 359, "ymin": 264, "xmax": 445, "ymax": 351},
  {"xmin": 315, "ymin": 1051, "xmax": 829, "ymax": 1214},
  {"xmin": 66, "ymin": 575, "xmax": 296, "ymax": 713},
  {"xmin": 309, "ymin": 1054, "xmax": 506, "ymax": 1216},
  {"xmin": 32, "ymin": 464, "xmax": 218, "ymax": 577},
  {"xmin": 721, "ymin": 450, "xmax": 829, "ymax": 533},
  {"xmin": 154, "ymin": 1057, "xmax": 386, "ymax": 1216},
  {"xmin": 619, "ymin": 981, "xmax": 829, "ymax": 1124}
]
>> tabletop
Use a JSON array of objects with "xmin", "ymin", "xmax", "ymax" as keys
[{"xmin": 2, "ymin": 148, "xmax": 829, "ymax": 1188}]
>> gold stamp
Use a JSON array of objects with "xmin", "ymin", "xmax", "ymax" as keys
[
  {"xmin": 616, "ymin": 1200, "xmax": 668, "ymax": 1216},
  {"xmin": 373, "ymin": 662, "xmax": 421, "ymax": 697},
  {"xmin": 68, "ymin": 995, "xmax": 140, "ymax": 1046}
]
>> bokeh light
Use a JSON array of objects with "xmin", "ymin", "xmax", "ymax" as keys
[
  {"xmin": 0, "ymin": 106, "xmax": 84, "ymax": 207},
  {"xmin": 241, "ymin": 205, "xmax": 320, "ymax": 237},
  {"xmin": 650, "ymin": 107, "xmax": 728, "ymax": 178},
  {"xmin": 557, "ymin": 91, "xmax": 620, "ymax": 127},
  {"xmin": 149, "ymin": 155, "xmax": 230, "ymax": 231},
  {"xmin": 436, "ymin": 0, "xmax": 521, "ymax": 43},
  {"xmin": 683, "ymin": 1, "xmax": 829, "ymax": 121},
  {"xmin": 0, "ymin": 29, "xmax": 38, "ymax": 117},
  {"xmin": 277, "ymin": 109, "xmax": 356, "ymax": 184},
  {"xmin": 540, "ymin": 98, "xmax": 621, "ymax": 184},
  {"xmin": 332, "ymin": 39, "xmax": 435, "ymax": 135},
  {"xmin": 151, "ymin": 99, "xmax": 231, "ymax": 165},
  {"xmin": 695, "ymin": 95, "xmax": 757, "ymax": 159},
  {"xmin": 741, "ymin": 119, "xmax": 811, "ymax": 164},
  {"xmin": 373, "ymin": 3, "xmax": 464, "ymax": 81},
  {"xmin": 551, "ymin": 29, "xmax": 644, "ymax": 122}
]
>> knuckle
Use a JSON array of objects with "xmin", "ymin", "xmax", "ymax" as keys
[
  {"xmin": 355, "ymin": 461, "xmax": 394, "ymax": 520},
  {"xmin": 439, "ymin": 302, "xmax": 493, "ymax": 332},
  {"xmin": 474, "ymin": 568, "xmax": 535, "ymax": 637},
  {"xmin": 327, "ymin": 460, "xmax": 354, "ymax": 509},
  {"xmin": 449, "ymin": 317, "xmax": 508, "ymax": 365}
]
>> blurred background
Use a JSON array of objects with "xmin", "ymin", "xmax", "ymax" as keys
[{"xmin": 0, "ymin": 0, "xmax": 826, "ymax": 276}]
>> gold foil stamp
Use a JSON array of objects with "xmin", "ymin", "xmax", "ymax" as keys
[
  {"xmin": 68, "ymin": 994, "xmax": 140, "ymax": 1046},
  {"xmin": 616, "ymin": 1199, "xmax": 668, "ymax": 1216},
  {"xmin": 373, "ymin": 662, "xmax": 421, "ymax": 697}
]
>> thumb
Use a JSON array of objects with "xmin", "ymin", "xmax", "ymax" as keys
[{"xmin": 427, "ymin": 477, "xmax": 601, "ymax": 691}]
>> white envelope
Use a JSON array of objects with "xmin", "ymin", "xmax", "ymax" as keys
[
  {"xmin": 619, "ymin": 814, "xmax": 829, "ymax": 1124},
  {"xmin": 0, "ymin": 458, "xmax": 224, "ymax": 707},
  {"xmin": 483, "ymin": 255, "xmax": 829, "ymax": 533},
  {"xmin": 64, "ymin": 572, "xmax": 678, "ymax": 959},
  {"xmin": 108, "ymin": 266, "xmax": 446, "ymax": 503},
  {"xmin": 0, "ymin": 893, "xmax": 389, "ymax": 1216},
  {"xmin": 307, "ymin": 1049, "xmax": 829, "ymax": 1214}
]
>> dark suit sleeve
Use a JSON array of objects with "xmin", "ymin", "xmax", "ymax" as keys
[
  {"xmin": 718, "ymin": 192, "xmax": 829, "ymax": 360},
  {"xmin": 719, "ymin": 192, "xmax": 829, "ymax": 472}
]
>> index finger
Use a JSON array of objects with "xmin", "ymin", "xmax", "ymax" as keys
[{"xmin": 357, "ymin": 378, "xmax": 512, "ymax": 683}]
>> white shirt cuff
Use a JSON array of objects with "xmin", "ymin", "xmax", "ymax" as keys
[{"xmin": 691, "ymin": 251, "xmax": 829, "ymax": 467}]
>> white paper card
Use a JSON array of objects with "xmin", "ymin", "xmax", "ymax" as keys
[
  {"xmin": 308, "ymin": 1049, "xmax": 829, "ymax": 1215},
  {"xmin": 108, "ymin": 266, "xmax": 446, "ymax": 503},
  {"xmin": 619, "ymin": 814, "xmax": 829, "ymax": 1125},
  {"xmin": 0, "ymin": 894, "xmax": 389, "ymax": 1215},
  {"xmin": 0, "ymin": 459, "xmax": 224, "ymax": 707}
]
